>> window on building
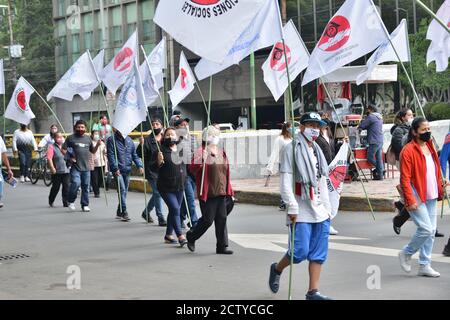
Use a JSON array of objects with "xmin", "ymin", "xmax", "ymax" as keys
[
  {"xmin": 111, "ymin": 6, "xmax": 122, "ymax": 46},
  {"xmin": 141, "ymin": 0, "xmax": 155, "ymax": 42}
]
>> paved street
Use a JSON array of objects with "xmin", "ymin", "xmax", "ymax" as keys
[{"xmin": 0, "ymin": 183, "xmax": 449, "ymax": 300}]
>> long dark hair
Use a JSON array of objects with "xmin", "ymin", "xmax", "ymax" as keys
[
  {"xmin": 407, "ymin": 117, "xmax": 428, "ymax": 143},
  {"xmin": 281, "ymin": 122, "xmax": 292, "ymax": 139},
  {"xmin": 394, "ymin": 109, "xmax": 410, "ymax": 125}
]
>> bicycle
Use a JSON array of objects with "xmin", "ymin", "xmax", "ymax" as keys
[{"xmin": 30, "ymin": 149, "xmax": 52, "ymax": 187}]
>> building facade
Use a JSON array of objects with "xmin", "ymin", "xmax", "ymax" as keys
[{"xmin": 50, "ymin": 0, "xmax": 445, "ymax": 132}]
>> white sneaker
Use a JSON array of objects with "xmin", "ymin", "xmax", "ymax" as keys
[
  {"xmin": 20, "ymin": 176, "xmax": 25, "ymax": 183},
  {"xmin": 25, "ymin": 177, "xmax": 31, "ymax": 182},
  {"xmin": 329, "ymin": 226, "xmax": 339, "ymax": 235},
  {"xmin": 418, "ymin": 264, "xmax": 440, "ymax": 278},
  {"xmin": 398, "ymin": 250, "xmax": 412, "ymax": 273},
  {"xmin": 68, "ymin": 203, "xmax": 76, "ymax": 211},
  {"xmin": 82, "ymin": 206, "xmax": 91, "ymax": 213}
]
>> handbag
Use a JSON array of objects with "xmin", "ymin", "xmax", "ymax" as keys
[{"xmin": 386, "ymin": 144, "xmax": 397, "ymax": 166}]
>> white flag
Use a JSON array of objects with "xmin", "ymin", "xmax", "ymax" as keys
[
  {"xmin": 0, "ymin": 59, "xmax": 5, "ymax": 95},
  {"xmin": 262, "ymin": 20, "xmax": 309, "ymax": 101},
  {"xmin": 5, "ymin": 77, "xmax": 36, "ymax": 125},
  {"xmin": 100, "ymin": 31, "xmax": 137, "ymax": 94},
  {"xmin": 356, "ymin": 19, "xmax": 410, "ymax": 85},
  {"xmin": 153, "ymin": 0, "xmax": 267, "ymax": 63},
  {"xmin": 195, "ymin": 0, "xmax": 282, "ymax": 80},
  {"xmin": 302, "ymin": 0, "xmax": 386, "ymax": 86},
  {"xmin": 146, "ymin": 38, "xmax": 166, "ymax": 90},
  {"xmin": 326, "ymin": 142, "xmax": 349, "ymax": 219},
  {"xmin": 92, "ymin": 49, "xmax": 105, "ymax": 75},
  {"xmin": 113, "ymin": 59, "xmax": 148, "ymax": 137},
  {"xmin": 139, "ymin": 59, "xmax": 159, "ymax": 107},
  {"xmin": 47, "ymin": 52, "xmax": 99, "ymax": 102},
  {"xmin": 169, "ymin": 52, "xmax": 196, "ymax": 107},
  {"xmin": 426, "ymin": 0, "xmax": 450, "ymax": 72}
]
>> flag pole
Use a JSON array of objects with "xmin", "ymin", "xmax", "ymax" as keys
[
  {"xmin": 23, "ymin": 79, "xmax": 67, "ymax": 135},
  {"xmin": 199, "ymin": 76, "xmax": 213, "ymax": 197},
  {"xmin": 140, "ymin": 123, "xmax": 150, "ymax": 223},
  {"xmin": 415, "ymin": 0, "xmax": 450, "ymax": 34},
  {"xmin": 370, "ymin": 0, "xmax": 450, "ymax": 212},
  {"xmin": 3, "ymin": 94, "xmax": 5, "ymax": 137},
  {"xmin": 86, "ymin": 50, "xmax": 123, "ymax": 214}
]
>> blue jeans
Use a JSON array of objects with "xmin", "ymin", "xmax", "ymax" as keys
[
  {"xmin": 143, "ymin": 178, "xmax": 165, "ymax": 221},
  {"xmin": 181, "ymin": 176, "xmax": 198, "ymax": 226},
  {"xmin": 18, "ymin": 149, "xmax": 32, "ymax": 177},
  {"xmin": 367, "ymin": 143, "xmax": 384, "ymax": 179},
  {"xmin": 403, "ymin": 199, "xmax": 437, "ymax": 265},
  {"xmin": 116, "ymin": 174, "xmax": 130, "ymax": 214},
  {"xmin": 68, "ymin": 168, "xmax": 90, "ymax": 207},
  {"xmin": 161, "ymin": 191, "xmax": 184, "ymax": 238}
]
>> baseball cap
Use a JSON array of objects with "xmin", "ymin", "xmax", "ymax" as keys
[
  {"xmin": 300, "ymin": 112, "xmax": 322, "ymax": 125},
  {"xmin": 174, "ymin": 118, "xmax": 191, "ymax": 127}
]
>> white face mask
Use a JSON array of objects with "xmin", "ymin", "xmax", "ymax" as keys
[
  {"xmin": 407, "ymin": 118, "xmax": 414, "ymax": 126},
  {"xmin": 303, "ymin": 128, "xmax": 320, "ymax": 142}
]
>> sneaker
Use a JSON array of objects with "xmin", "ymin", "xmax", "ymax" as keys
[
  {"xmin": 216, "ymin": 248, "xmax": 234, "ymax": 255},
  {"xmin": 418, "ymin": 264, "xmax": 440, "ymax": 278},
  {"xmin": 393, "ymin": 217, "xmax": 401, "ymax": 235},
  {"xmin": 115, "ymin": 214, "xmax": 123, "ymax": 220},
  {"xmin": 179, "ymin": 238, "xmax": 188, "ymax": 248},
  {"xmin": 25, "ymin": 177, "xmax": 31, "ymax": 182},
  {"xmin": 121, "ymin": 214, "xmax": 130, "ymax": 222},
  {"xmin": 68, "ymin": 203, "xmax": 76, "ymax": 211},
  {"xmin": 49, "ymin": 203, "xmax": 54, "ymax": 208},
  {"xmin": 398, "ymin": 250, "xmax": 412, "ymax": 273},
  {"xmin": 279, "ymin": 203, "xmax": 286, "ymax": 211},
  {"xmin": 268, "ymin": 263, "xmax": 281, "ymax": 294},
  {"xmin": 435, "ymin": 230, "xmax": 444, "ymax": 238},
  {"xmin": 305, "ymin": 290, "xmax": 332, "ymax": 300},
  {"xmin": 159, "ymin": 219, "xmax": 167, "ymax": 227},
  {"xmin": 442, "ymin": 245, "xmax": 450, "ymax": 257},
  {"xmin": 82, "ymin": 206, "xmax": 91, "ymax": 213},
  {"xmin": 329, "ymin": 226, "xmax": 339, "ymax": 235},
  {"xmin": 186, "ymin": 231, "xmax": 195, "ymax": 252},
  {"xmin": 164, "ymin": 236, "xmax": 177, "ymax": 244},
  {"xmin": 141, "ymin": 212, "xmax": 154, "ymax": 223},
  {"xmin": 20, "ymin": 176, "xmax": 25, "ymax": 183}
]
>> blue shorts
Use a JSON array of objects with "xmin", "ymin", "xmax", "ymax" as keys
[{"xmin": 286, "ymin": 219, "xmax": 330, "ymax": 265}]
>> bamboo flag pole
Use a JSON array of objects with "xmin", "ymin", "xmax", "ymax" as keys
[
  {"xmin": 415, "ymin": 0, "xmax": 450, "ymax": 34},
  {"xmin": 86, "ymin": 50, "xmax": 123, "ymax": 214},
  {"xmin": 140, "ymin": 123, "xmax": 150, "ymax": 223},
  {"xmin": 199, "ymin": 76, "xmax": 213, "ymax": 198},
  {"xmin": 370, "ymin": 1, "xmax": 450, "ymax": 211}
]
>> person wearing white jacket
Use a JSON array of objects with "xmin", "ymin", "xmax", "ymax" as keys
[
  {"xmin": 12, "ymin": 124, "xmax": 38, "ymax": 183},
  {"xmin": 268, "ymin": 112, "xmax": 332, "ymax": 301},
  {"xmin": 265, "ymin": 122, "xmax": 292, "ymax": 211}
]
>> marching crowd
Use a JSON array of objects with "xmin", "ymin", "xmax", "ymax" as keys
[{"xmin": 0, "ymin": 108, "xmax": 449, "ymax": 300}]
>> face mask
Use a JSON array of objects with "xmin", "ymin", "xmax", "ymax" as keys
[
  {"xmin": 208, "ymin": 136, "xmax": 220, "ymax": 145},
  {"xmin": 56, "ymin": 138, "xmax": 64, "ymax": 145},
  {"xmin": 419, "ymin": 132, "xmax": 431, "ymax": 142},
  {"xmin": 93, "ymin": 135, "xmax": 100, "ymax": 141},
  {"xmin": 153, "ymin": 128, "xmax": 162, "ymax": 136},
  {"xmin": 303, "ymin": 128, "xmax": 320, "ymax": 142},
  {"xmin": 407, "ymin": 118, "xmax": 414, "ymax": 126},
  {"xmin": 164, "ymin": 138, "xmax": 178, "ymax": 146}
]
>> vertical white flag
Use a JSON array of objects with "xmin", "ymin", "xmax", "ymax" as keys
[
  {"xmin": 153, "ymin": 0, "xmax": 267, "ymax": 63},
  {"xmin": 168, "ymin": 52, "xmax": 196, "ymax": 107},
  {"xmin": 356, "ymin": 19, "xmax": 410, "ymax": 85},
  {"xmin": 326, "ymin": 142, "xmax": 349, "ymax": 219},
  {"xmin": 0, "ymin": 59, "xmax": 5, "ymax": 95},
  {"xmin": 100, "ymin": 31, "xmax": 138, "ymax": 94},
  {"xmin": 139, "ymin": 59, "xmax": 159, "ymax": 107},
  {"xmin": 194, "ymin": 0, "xmax": 282, "ymax": 80},
  {"xmin": 92, "ymin": 49, "xmax": 105, "ymax": 75},
  {"xmin": 302, "ymin": 0, "xmax": 386, "ymax": 86},
  {"xmin": 262, "ymin": 20, "xmax": 309, "ymax": 101},
  {"xmin": 147, "ymin": 38, "xmax": 166, "ymax": 90},
  {"xmin": 113, "ymin": 59, "xmax": 148, "ymax": 137},
  {"xmin": 47, "ymin": 52, "xmax": 100, "ymax": 101},
  {"xmin": 5, "ymin": 77, "xmax": 36, "ymax": 125},
  {"xmin": 426, "ymin": 0, "xmax": 450, "ymax": 72}
]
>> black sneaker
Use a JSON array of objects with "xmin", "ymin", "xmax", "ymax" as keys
[
  {"xmin": 186, "ymin": 231, "xmax": 195, "ymax": 252},
  {"xmin": 141, "ymin": 212, "xmax": 154, "ymax": 223},
  {"xmin": 443, "ymin": 245, "xmax": 450, "ymax": 257},
  {"xmin": 305, "ymin": 290, "xmax": 332, "ymax": 300},
  {"xmin": 269, "ymin": 263, "xmax": 281, "ymax": 294},
  {"xmin": 121, "ymin": 213, "xmax": 130, "ymax": 222},
  {"xmin": 159, "ymin": 219, "xmax": 167, "ymax": 227},
  {"xmin": 435, "ymin": 230, "xmax": 445, "ymax": 238},
  {"xmin": 216, "ymin": 248, "xmax": 233, "ymax": 255},
  {"xmin": 393, "ymin": 218, "xmax": 401, "ymax": 235}
]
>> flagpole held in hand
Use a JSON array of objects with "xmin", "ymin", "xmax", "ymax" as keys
[
  {"xmin": 199, "ymin": 76, "xmax": 213, "ymax": 197},
  {"xmin": 140, "ymin": 124, "xmax": 150, "ymax": 223}
]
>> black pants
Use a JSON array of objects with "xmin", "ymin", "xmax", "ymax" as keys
[
  {"xmin": 49, "ymin": 173, "xmax": 70, "ymax": 206},
  {"xmin": 189, "ymin": 196, "xmax": 228, "ymax": 249},
  {"xmin": 91, "ymin": 166, "xmax": 105, "ymax": 196},
  {"xmin": 393, "ymin": 201, "xmax": 410, "ymax": 228}
]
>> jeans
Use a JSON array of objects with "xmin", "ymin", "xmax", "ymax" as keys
[
  {"xmin": 68, "ymin": 168, "xmax": 91, "ymax": 207},
  {"xmin": 18, "ymin": 149, "xmax": 32, "ymax": 177},
  {"xmin": 49, "ymin": 173, "xmax": 70, "ymax": 206},
  {"xmin": 189, "ymin": 196, "xmax": 228, "ymax": 249},
  {"xmin": 143, "ymin": 178, "xmax": 165, "ymax": 221},
  {"xmin": 367, "ymin": 143, "xmax": 384, "ymax": 179},
  {"xmin": 161, "ymin": 191, "xmax": 184, "ymax": 238},
  {"xmin": 403, "ymin": 199, "xmax": 437, "ymax": 265},
  {"xmin": 116, "ymin": 174, "xmax": 130, "ymax": 214},
  {"xmin": 181, "ymin": 176, "xmax": 198, "ymax": 226}
]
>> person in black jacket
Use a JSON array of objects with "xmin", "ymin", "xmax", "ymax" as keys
[
  {"xmin": 316, "ymin": 119, "xmax": 335, "ymax": 165},
  {"xmin": 391, "ymin": 109, "xmax": 414, "ymax": 165},
  {"xmin": 137, "ymin": 118, "xmax": 167, "ymax": 226},
  {"xmin": 156, "ymin": 128, "xmax": 187, "ymax": 247}
]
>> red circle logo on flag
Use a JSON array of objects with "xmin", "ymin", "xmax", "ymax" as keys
[
  {"xmin": 15, "ymin": 89, "xmax": 28, "ymax": 112},
  {"xmin": 318, "ymin": 15, "xmax": 351, "ymax": 52},
  {"xmin": 190, "ymin": 0, "xmax": 220, "ymax": 5},
  {"xmin": 114, "ymin": 47, "xmax": 134, "ymax": 72},
  {"xmin": 270, "ymin": 42, "xmax": 291, "ymax": 72},
  {"xmin": 181, "ymin": 68, "xmax": 188, "ymax": 89},
  {"xmin": 329, "ymin": 165, "xmax": 347, "ymax": 190}
]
